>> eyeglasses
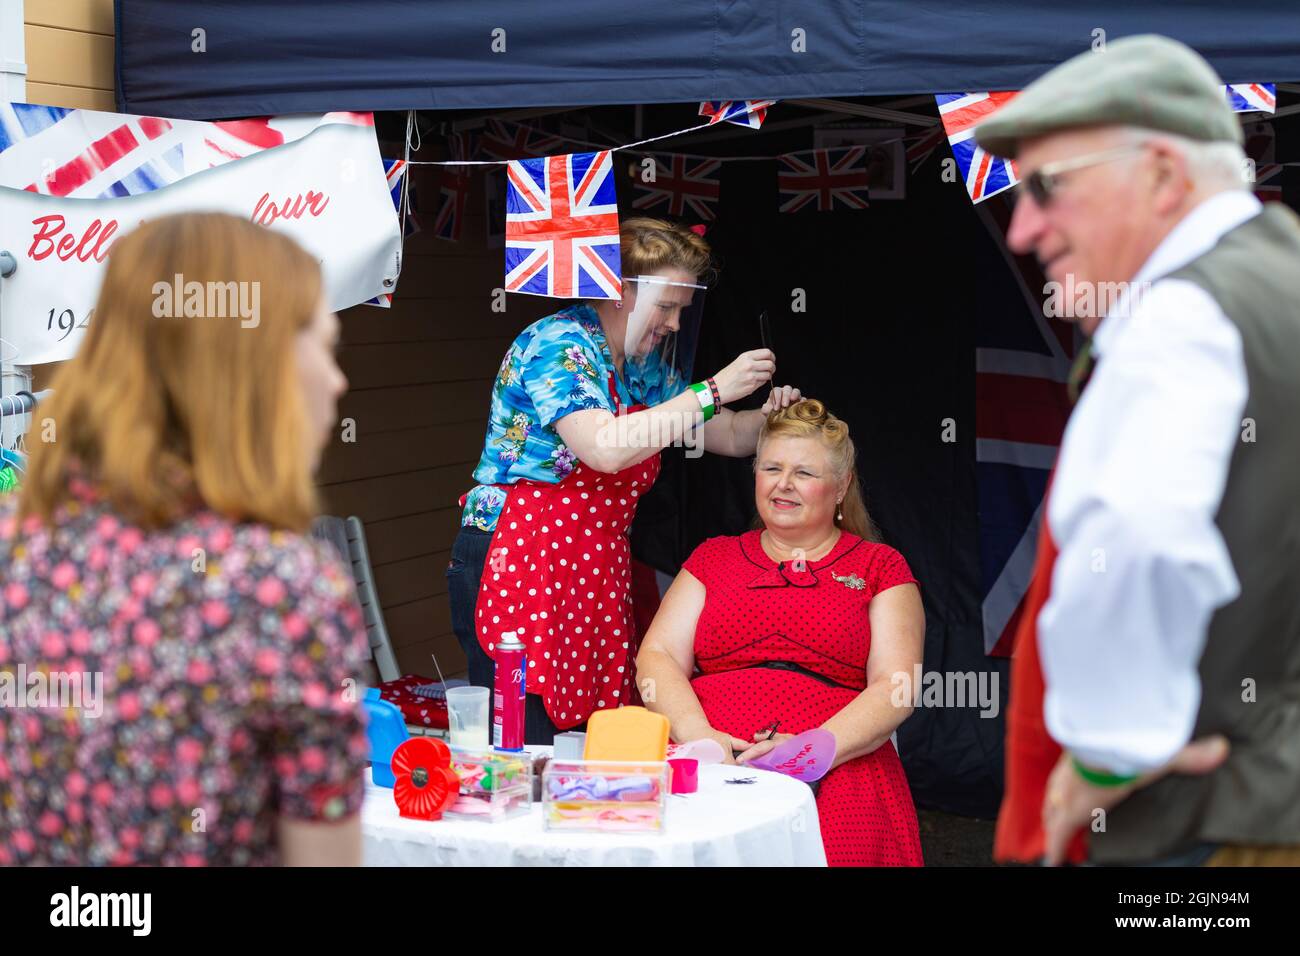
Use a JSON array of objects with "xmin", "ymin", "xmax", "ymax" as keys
[{"xmin": 1020, "ymin": 143, "xmax": 1148, "ymax": 207}]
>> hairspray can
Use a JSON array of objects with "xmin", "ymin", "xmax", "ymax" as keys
[{"xmin": 493, "ymin": 631, "xmax": 526, "ymax": 751}]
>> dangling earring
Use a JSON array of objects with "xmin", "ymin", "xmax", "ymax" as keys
[{"xmin": 836, "ymin": 499, "xmax": 843, "ymax": 522}]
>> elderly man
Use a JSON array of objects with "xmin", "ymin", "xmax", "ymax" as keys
[{"xmin": 977, "ymin": 35, "xmax": 1300, "ymax": 866}]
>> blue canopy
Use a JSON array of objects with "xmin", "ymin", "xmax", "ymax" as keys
[{"xmin": 116, "ymin": 0, "xmax": 1300, "ymax": 119}]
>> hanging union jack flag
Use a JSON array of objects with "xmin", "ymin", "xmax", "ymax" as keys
[
  {"xmin": 936, "ymin": 91, "xmax": 1022, "ymax": 204},
  {"xmin": 1244, "ymin": 121, "xmax": 1283, "ymax": 203},
  {"xmin": 479, "ymin": 118, "xmax": 565, "ymax": 161},
  {"xmin": 429, "ymin": 130, "xmax": 473, "ymax": 242},
  {"xmin": 364, "ymin": 157, "xmax": 419, "ymax": 308},
  {"xmin": 777, "ymin": 147, "xmax": 870, "ymax": 212},
  {"xmin": 1225, "ymin": 83, "xmax": 1276, "ymax": 114},
  {"xmin": 630, "ymin": 153, "xmax": 721, "ymax": 221},
  {"xmin": 504, "ymin": 150, "xmax": 622, "ymax": 299},
  {"xmin": 905, "ymin": 125, "xmax": 947, "ymax": 173},
  {"xmin": 0, "ymin": 101, "xmax": 370, "ymax": 197},
  {"xmin": 973, "ymin": 194, "xmax": 1079, "ymax": 657},
  {"xmin": 699, "ymin": 100, "xmax": 775, "ymax": 129}
]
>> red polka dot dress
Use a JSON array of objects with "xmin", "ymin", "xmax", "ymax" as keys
[
  {"xmin": 475, "ymin": 453, "xmax": 660, "ymax": 729},
  {"xmin": 683, "ymin": 530, "xmax": 924, "ymax": 867}
]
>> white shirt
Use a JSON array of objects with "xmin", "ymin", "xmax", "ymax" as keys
[{"xmin": 1039, "ymin": 190, "xmax": 1260, "ymax": 776}]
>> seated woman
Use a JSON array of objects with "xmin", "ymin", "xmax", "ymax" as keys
[{"xmin": 636, "ymin": 399, "xmax": 924, "ymax": 866}]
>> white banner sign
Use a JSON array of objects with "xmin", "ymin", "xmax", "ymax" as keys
[{"xmin": 0, "ymin": 106, "xmax": 402, "ymax": 364}]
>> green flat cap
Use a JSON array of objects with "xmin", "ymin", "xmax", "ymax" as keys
[{"xmin": 975, "ymin": 34, "xmax": 1242, "ymax": 158}]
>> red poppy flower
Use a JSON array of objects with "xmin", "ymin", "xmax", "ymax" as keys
[{"xmin": 391, "ymin": 737, "xmax": 459, "ymax": 820}]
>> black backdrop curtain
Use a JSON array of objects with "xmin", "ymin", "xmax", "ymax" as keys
[{"xmin": 628, "ymin": 154, "xmax": 1023, "ymax": 817}]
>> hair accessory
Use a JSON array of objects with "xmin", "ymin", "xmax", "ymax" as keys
[{"xmin": 689, "ymin": 223, "xmax": 708, "ymax": 236}]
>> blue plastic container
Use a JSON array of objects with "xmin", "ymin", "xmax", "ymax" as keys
[{"xmin": 363, "ymin": 687, "xmax": 410, "ymax": 788}]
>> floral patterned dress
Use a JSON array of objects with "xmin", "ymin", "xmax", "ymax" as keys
[{"xmin": 0, "ymin": 478, "xmax": 370, "ymax": 866}]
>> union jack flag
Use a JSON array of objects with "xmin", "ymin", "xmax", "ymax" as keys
[
  {"xmin": 777, "ymin": 147, "xmax": 870, "ymax": 212},
  {"xmin": 479, "ymin": 118, "xmax": 565, "ymax": 161},
  {"xmin": 430, "ymin": 131, "xmax": 473, "ymax": 242},
  {"xmin": 504, "ymin": 150, "xmax": 622, "ymax": 299},
  {"xmin": 0, "ymin": 101, "xmax": 371, "ymax": 197},
  {"xmin": 630, "ymin": 153, "xmax": 721, "ymax": 221},
  {"xmin": 364, "ymin": 157, "xmax": 419, "ymax": 308},
  {"xmin": 936, "ymin": 92, "xmax": 1021, "ymax": 204},
  {"xmin": 905, "ymin": 125, "xmax": 947, "ymax": 173},
  {"xmin": 1225, "ymin": 83, "xmax": 1276, "ymax": 114},
  {"xmin": 974, "ymin": 194, "xmax": 1079, "ymax": 657},
  {"xmin": 699, "ymin": 100, "xmax": 775, "ymax": 129},
  {"xmin": 381, "ymin": 158, "xmax": 420, "ymax": 238},
  {"xmin": 1244, "ymin": 121, "xmax": 1282, "ymax": 202}
]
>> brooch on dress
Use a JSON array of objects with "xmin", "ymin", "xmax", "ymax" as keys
[{"xmin": 832, "ymin": 573, "xmax": 866, "ymax": 591}]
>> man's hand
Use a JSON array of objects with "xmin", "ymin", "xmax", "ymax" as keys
[{"xmin": 1042, "ymin": 734, "xmax": 1230, "ymax": 866}]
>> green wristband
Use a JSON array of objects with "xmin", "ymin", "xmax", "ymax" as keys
[
  {"xmin": 1071, "ymin": 756, "xmax": 1139, "ymax": 788},
  {"xmin": 691, "ymin": 381, "xmax": 715, "ymax": 421}
]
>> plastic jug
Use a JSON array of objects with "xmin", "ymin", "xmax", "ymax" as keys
[{"xmin": 364, "ymin": 687, "xmax": 410, "ymax": 788}]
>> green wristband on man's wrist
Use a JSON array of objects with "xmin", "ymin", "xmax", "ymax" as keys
[{"xmin": 1071, "ymin": 756, "xmax": 1139, "ymax": 788}]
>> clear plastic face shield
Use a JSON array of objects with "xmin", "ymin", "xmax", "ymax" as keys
[{"xmin": 620, "ymin": 273, "xmax": 707, "ymax": 405}]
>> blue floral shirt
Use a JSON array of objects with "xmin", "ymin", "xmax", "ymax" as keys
[{"xmin": 460, "ymin": 304, "xmax": 686, "ymax": 531}]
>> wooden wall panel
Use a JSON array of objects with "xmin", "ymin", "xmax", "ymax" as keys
[
  {"xmin": 22, "ymin": 0, "xmax": 116, "ymax": 112},
  {"xmin": 321, "ymin": 165, "xmax": 531, "ymax": 678},
  {"xmin": 24, "ymin": 24, "xmax": 114, "ymax": 93}
]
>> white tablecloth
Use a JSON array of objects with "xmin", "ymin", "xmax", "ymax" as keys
[{"xmin": 362, "ymin": 763, "xmax": 827, "ymax": 866}]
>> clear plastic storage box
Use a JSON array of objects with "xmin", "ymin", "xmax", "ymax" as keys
[
  {"xmin": 446, "ymin": 747, "xmax": 533, "ymax": 822},
  {"xmin": 542, "ymin": 759, "xmax": 671, "ymax": 833}
]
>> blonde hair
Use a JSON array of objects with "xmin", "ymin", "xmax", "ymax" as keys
[
  {"xmin": 19, "ymin": 212, "xmax": 324, "ymax": 532},
  {"xmin": 755, "ymin": 399, "xmax": 880, "ymax": 541},
  {"xmin": 619, "ymin": 216, "xmax": 713, "ymax": 281}
]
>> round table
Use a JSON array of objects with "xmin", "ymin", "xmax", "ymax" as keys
[{"xmin": 362, "ymin": 761, "xmax": 827, "ymax": 867}]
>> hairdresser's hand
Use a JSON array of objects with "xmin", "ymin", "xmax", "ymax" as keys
[
  {"xmin": 761, "ymin": 385, "xmax": 802, "ymax": 415},
  {"xmin": 713, "ymin": 349, "xmax": 776, "ymax": 405}
]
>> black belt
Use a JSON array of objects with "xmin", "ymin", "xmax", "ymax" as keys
[{"xmin": 725, "ymin": 660, "xmax": 857, "ymax": 692}]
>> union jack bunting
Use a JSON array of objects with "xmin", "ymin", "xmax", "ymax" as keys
[
  {"xmin": 382, "ymin": 158, "xmax": 420, "ymax": 238},
  {"xmin": 364, "ymin": 157, "xmax": 419, "ymax": 308},
  {"xmin": 935, "ymin": 91, "xmax": 1022, "ymax": 204},
  {"xmin": 1244, "ymin": 121, "xmax": 1282, "ymax": 203},
  {"xmin": 1225, "ymin": 83, "xmax": 1276, "ymax": 114},
  {"xmin": 0, "ymin": 101, "xmax": 371, "ymax": 197},
  {"xmin": 905, "ymin": 125, "xmax": 947, "ymax": 172},
  {"xmin": 431, "ymin": 131, "xmax": 473, "ymax": 242},
  {"xmin": 504, "ymin": 150, "xmax": 622, "ymax": 299},
  {"xmin": 630, "ymin": 153, "xmax": 721, "ymax": 221},
  {"xmin": 479, "ymin": 118, "xmax": 565, "ymax": 161},
  {"xmin": 973, "ymin": 195, "xmax": 1079, "ymax": 657},
  {"xmin": 777, "ymin": 147, "xmax": 870, "ymax": 212},
  {"xmin": 699, "ymin": 100, "xmax": 775, "ymax": 129}
]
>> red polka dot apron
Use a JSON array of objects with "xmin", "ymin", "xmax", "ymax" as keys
[{"xmin": 474, "ymin": 375, "xmax": 660, "ymax": 729}]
